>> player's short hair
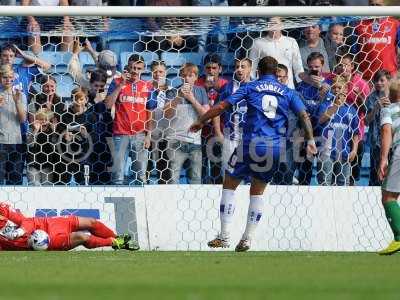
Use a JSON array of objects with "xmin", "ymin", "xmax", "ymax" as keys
[
  {"xmin": 307, "ymin": 52, "xmax": 325, "ymax": 66},
  {"xmin": 203, "ymin": 53, "xmax": 222, "ymax": 66},
  {"xmin": 0, "ymin": 64, "xmax": 14, "ymax": 76},
  {"xmin": 277, "ymin": 63, "xmax": 288, "ymax": 75},
  {"xmin": 257, "ymin": 56, "xmax": 278, "ymax": 76},
  {"xmin": 151, "ymin": 60, "xmax": 167, "ymax": 71},
  {"xmin": 389, "ymin": 79, "xmax": 400, "ymax": 101},
  {"xmin": 0, "ymin": 43, "xmax": 16, "ymax": 54},
  {"xmin": 180, "ymin": 63, "xmax": 199, "ymax": 77},
  {"xmin": 234, "ymin": 58, "xmax": 252, "ymax": 67},
  {"xmin": 328, "ymin": 23, "xmax": 344, "ymax": 32},
  {"xmin": 373, "ymin": 69, "xmax": 391, "ymax": 83},
  {"xmin": 128, "ymin": 54, "xmax": 145, "ymax": 65}
]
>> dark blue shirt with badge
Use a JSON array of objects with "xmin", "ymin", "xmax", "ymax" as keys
[{"xmin": 226, "ymin": 74, "xmax": 306, "ymax": 147}]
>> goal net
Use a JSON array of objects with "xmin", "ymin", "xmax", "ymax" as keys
[{"xmin": 0, "ymin": 7, "xmax": 396, "ymax": 251}]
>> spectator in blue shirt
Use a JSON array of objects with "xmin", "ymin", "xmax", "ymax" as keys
[
  {"xmin": 296, "ymin": 52, "xmax": 333, "ymax": 185},
  {"xmin": 217, "ymin": 58, "xmax": 252, "ymax": 177},
  {"xmin": 147, "ymin": 60, "xmax": 176, "ymax": 184},
  {"xmin": 317, "ymin": 76, "xmax": 360, "ymax": 186},
  {"xmin": 365, "ymin": 69, "xmax": 391, "ymax": 186}
]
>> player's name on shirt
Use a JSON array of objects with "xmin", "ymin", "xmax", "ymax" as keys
[
  {"xmin": 255, "ymin": 83, "xmax": 285, "ymax": 95},
  {"xmin": 118, "ymin": 95, "xmax": 146, "ymax": 104}
]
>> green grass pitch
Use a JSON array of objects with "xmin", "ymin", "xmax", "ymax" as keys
[{"xmin": 0, "ymin": 251, "xmax": 399, "ymax": 300}]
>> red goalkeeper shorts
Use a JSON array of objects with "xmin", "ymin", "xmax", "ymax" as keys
[{"xmin": 45, "ymin": 216, "xmax": 79, "ymax": 251}]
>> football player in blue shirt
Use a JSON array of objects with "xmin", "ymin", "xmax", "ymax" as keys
[{"xmin": 190, "ymin": 56, "xmax": 317, "ymax": 252}]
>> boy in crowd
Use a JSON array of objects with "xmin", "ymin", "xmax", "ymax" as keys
[
  {"xmin": 164, "ymin": 63, "xmax": 209, "ymax": 184},
  {"xmin": 317, "ymin": 76, "xmax": 360, "ymax": 186}
]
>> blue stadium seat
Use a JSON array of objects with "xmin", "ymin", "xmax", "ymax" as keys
[
  {"xmin": 168, "ymin": 75, "xmax": 183, "ymax": 89},
  {"xmin": 79, "ymin": 52, "xmax": 96, "ymax": 67},
  {"xmin": 107, "ymin": 40, "xmax": 137, "ymax": 60},
  {"xmin": 53, "ymin": 73, "xmax": 77, "ymax": 99},
  {"xmin": 166, "ymin": 67, "xmax": 179, "ymax": 77},
  {"xmin": 39, "ymin": 51, "xmax": 73, "ymax": 74},
  {"xmin": 221, "ymin": 52, "xmax": 235, "ymax": 66},
  {"xmin": 161, "ymin": 52, "xmax": 203, "ymax": 68},
  {"xmin": 221, "ymin": 52, "xmax": 235, "ymax": 73},
  {"xmin": 141, "ymin": 73, "xmax": 153, "ymax": 82},
  {"xmin": 120, "ymin": 51, "xmax": 159, "ymax": 70}
]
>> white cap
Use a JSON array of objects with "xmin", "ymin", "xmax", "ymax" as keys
[{"xmin": 98, "ymin": 50, "xmax": 117, "ymax": 73}]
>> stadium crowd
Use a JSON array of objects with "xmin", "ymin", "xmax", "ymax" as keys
[{"xmin": 0, "ymin": 0, "xmax": 398, "ymax": 186}]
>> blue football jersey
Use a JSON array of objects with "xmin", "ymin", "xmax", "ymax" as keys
[{"xmin": 226, "ymin": 75, "xmax": 306, "ymax": 146}]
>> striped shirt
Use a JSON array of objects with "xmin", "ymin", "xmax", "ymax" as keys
[{"xmin": 381, "ymin": 103, "xmax": 400, "ymax": 150}]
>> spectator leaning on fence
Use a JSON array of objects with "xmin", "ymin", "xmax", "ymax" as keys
[
  {"xmin": 0, "ymin": 65, "xmax": 27, "ymax": 185},
  {"xmin": 147, "ymin": 60, "xmax": 176, "ymax": 184},
  {"xmin": 335, "ymin": 53, "xmax": 370, "ymax": 185},
  {"xmin": 296, "ymin": 52, "xmax": 333, "ymax": 185},
  {"xmin": 196, "ymin": 53, "xmax": 228, "ymax": 184},
  {"xmin": 317, "ymin": 76, "xmax": 360, "ymax": 186},
  {"xmin": 300, "ymin": 25, "xmax": 331, "ymax": 73},
  {"xmin": 365, "ymin": 69, "xmax": 391, "ymax": 186},
  {"xmin": 217, "ymin": 58, "xmax": 251, "ymax": 178},
  {"xmin": 163, "ymin": 63, "xmax": 209, "ymax": 184},
  {"xmin": 249, "ymin": 16, "xmax": 305, "ymax": 89},
  {"xmin": 105, "ymin": 54, "xmax": 152, "ymax": 185}
]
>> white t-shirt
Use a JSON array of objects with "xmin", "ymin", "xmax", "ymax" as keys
[{"xmin": 249, "ymin": 35, "xmax": 304, "ymax": 89}]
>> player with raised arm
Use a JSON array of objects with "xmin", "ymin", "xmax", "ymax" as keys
[
  {"xmin": 190, "ymin": 56, "xmax": 317, "ymax": 252},
  {"xmin": 377, "ymin": 79, "xmax": 400, "ymax": 255},
  {"xmin": 0, "ymin": 202, "xmax": 138, "ymax": 251}
]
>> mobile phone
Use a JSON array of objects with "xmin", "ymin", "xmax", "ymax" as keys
[
  {"xmin": 68, "ymin": 123, "xmax": 81, "ymax": 131},
  {"xmin": 309, "ymin": 69, "xmax": 319, "ymax": 76}
]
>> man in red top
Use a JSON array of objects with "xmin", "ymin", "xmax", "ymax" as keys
[
  {"xmin": 196, "ymin": 53, "xmax": 228, "ymax": 184},
  {"xmin": 0, "ymin": 202, "xmax": 137, "ymax": 251},
  {"xmin": 355, "ymin": 0, "xmax": 400, "ymax": 81},
  {"xmin": 105, "ymin": 54, "xmax": 152, "ymax": 185}
]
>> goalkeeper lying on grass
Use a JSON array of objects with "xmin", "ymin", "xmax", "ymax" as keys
[{"xmin": 0, "ymin": 202, "xmax": 139, "ymax": 251}]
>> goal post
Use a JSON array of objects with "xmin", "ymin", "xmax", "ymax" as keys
[{"xmin": 0, "ymin": 6, "xmax": 398, "ymax": 251}]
